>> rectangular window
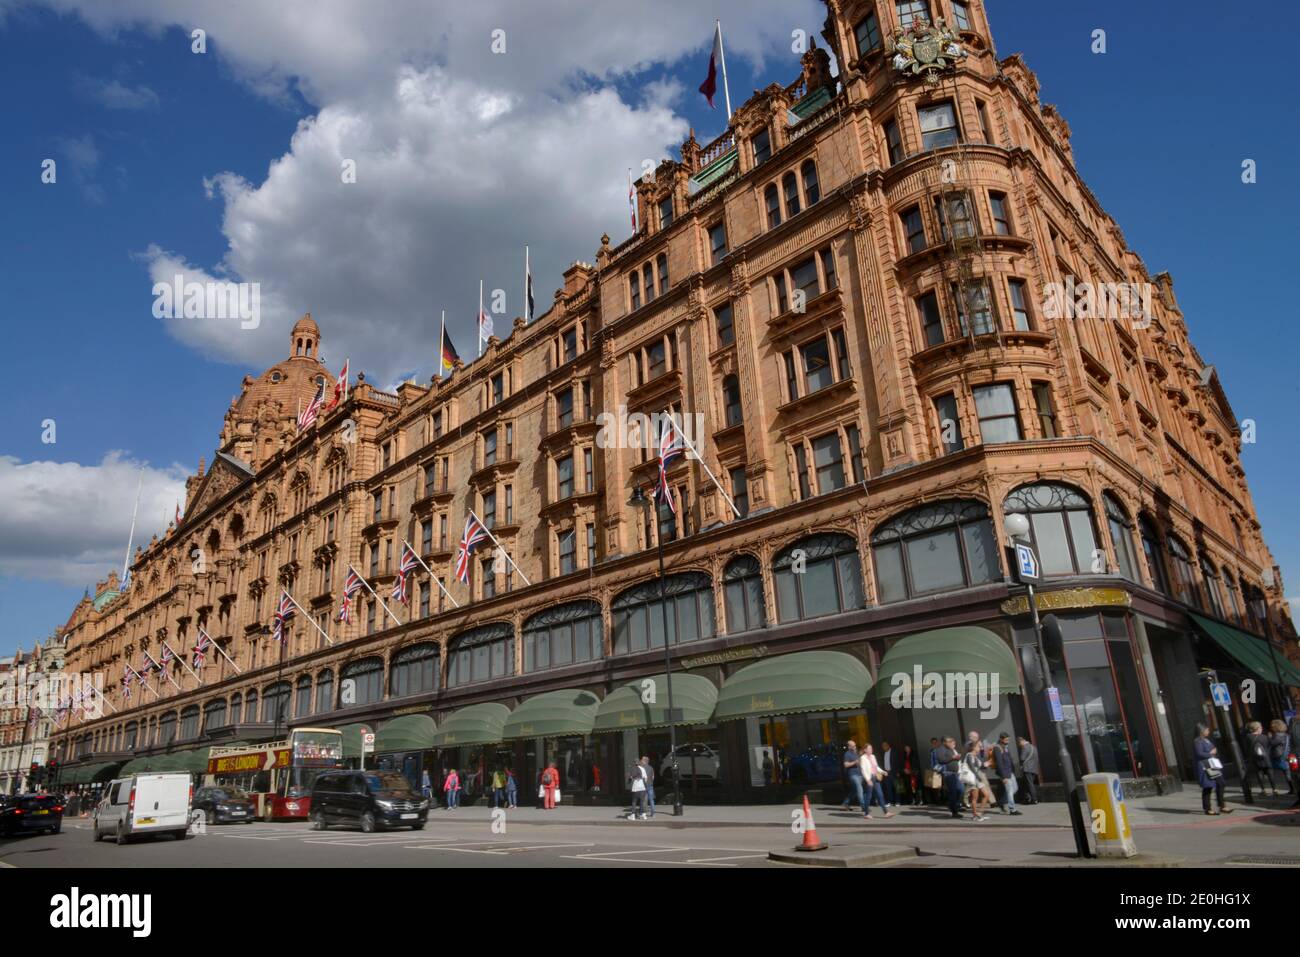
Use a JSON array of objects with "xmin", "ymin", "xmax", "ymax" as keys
[
  {"xmin": 896, "ymin": 0, "xmax": 931, "ymax": 30},
  {"xmin": 562, "ymin": 327, "xmax": 578, "ymax": 362},
  {"xmin": 419, "ymin": 582, "xmax": 430, "ymax": 619},
  {"xmin": 423, "ymin": 463, "xmax": 436, "ymax": 497},
  {"xmin": 433, "ymin": 409, "xmax": 443, "ymax": 438},
  {"xmin": 990, "ymin": 191, "xmax": 1011, "ymax": 235},
  {"xmin": 952, "ymin": 1, "xmax": 971, "ymax": 31},
  {"xmin": 372, "ymin": 491, "xmax": 382, "ymax": 522},
  {"xmin": 1033, "ymin": 382, "xmax": 1059, "ymax": 438},
  {"xmin": 813, "ymin": 433, "xmax": 846, "ymax": 493},
  {"xmin": 482, "ymin": 559, "xmax": 495, "ymax": 599},
  {"xmin": 658, "ymin": 195, "xmax": 673, "ymax": 230},
  {"xmin": 482, "ymin": 428, "xmax": 497, "ymax": 466},
  {"xmin": 976, "ymin": 98, "xmax": 991, "ymax": 142},
  {"xmin": 584, "ymin": 447, "xmax": 594, "ymax": 492},
  {"xmin": 918, "ymin": 101, "xmax": 959, "ymax": 151},
  {"xmin": 586, "ymin": 524, "xmax": 597, "ymax": 567},
  {"xmin": 715, "ymin": 302, "xmax": 734, "ymax": 346},
  {"xmin": 646, "ymin": 340, "xmax": 667, "ymax": 380},
  {"xmin": 917, "ymin": 291, "xmax": 944, "ymax": 347},
  {"xmin": 901, "ymin": 205, "xmax": 926, "ymax": 253},
  {"xmin": 832, "ymin": 327, "xmax": 850, "ymax": 381},
  {"xmin": 845, "ymin": 424, "xmax": 865, "ymax": 482},
  {"xmin": 801, "ymin": 336, "xmax": 834, "ymax": 393},
  {"xmin": 935, "ymin": 191, "xmax": 975, "ymax": 240},
  {"xmin": 504, "ymin": 484, "xmax": 513, "ymax": 524},
  {"xmin": 658, "ymin": 255, "xmax": 669, "ymax": 292},
  {"xmin": 557, "ymin": 388, "xmax": 574, "ymax": 429},
  {"xmin": 775, "ymin": 271, "xmax": 789, "ymax": 314},
  {"xmin": 974, "ymin": 383, "xmax": 1022, "ymax": 443},
  {"xmin": 783, "ymin": 350, "xmax": 799, "ymax": 401},
  {"xmin": 369, "ymin": 542, "xmax": 379, "ymax": 577},
  {"xmin": 791, "ymin": 255, "xmax": 820, "ymax": 303},
  {"xmin": 752, "ymin": 128, "xmax": 771, "ymax": 165},
  {"xmin": 794, "ymin": 444, "xmax": 811, "ymax": 499},
  {"xmin": 557, "ymin": 454, "xmax": 574, "ymax": 499},
  {"xmin": 439, "ymin": 514, "xmax": 448, "ymax": 550},
  {"xmin": 730, "ymin": 466, "xmax": 748, "ymax": 518},
  {"xmin": 366, "ymin": 601, "xmax": 376, "ymax": 635},
  {"xmin": 953, "ymin": 280, "xmax": 995, "ymax": 336},
  {"xmin": 709, "ymin": 221, "xmax": 728, "ymax": 265},
  {"xmin": 934, "ymin": 392, "xmax": 964, "ymax": 454},
  {"xmin": 482, "ymin": 490, "xmax": 496, "ymax": 529},
  {"xmin": 558, "ymin": 530, "xmax": 577, "ymax": 575},
  {"xmin": 491, "ymin": 372, "xmax": 504, "ymax": 405},
  {"xmin": 854, "ymin": 8, "xmax": 881, "ymax": 55},
  {"xmin": 1008, "ymin": 278, "xmax": 1032, "ymax": 330},
  {"xmin": 421, "ymin": 520, "xmax": 432, "ymax": 554},
  {"xmin": 820, "ymin": 247, "xmax": 838, "ymax": 290},
  {"xmin": 883, "ymin": 118, "xmax": 903, "ymax": 165},
  {"xmin": 630, "ymin": 273, "xmax": 641, "ymax": 311}
]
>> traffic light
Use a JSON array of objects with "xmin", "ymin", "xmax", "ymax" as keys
[
  {"xmin": 29, "ymin": 762, "xmax": 41, "ymax": 787},
  {"xmin": 1040, "ymin": 613, "xmax": 1065, "ymax": 663}
]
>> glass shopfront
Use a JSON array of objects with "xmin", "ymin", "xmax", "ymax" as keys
[
  {"xmin": 628, "ymin": 723, "xmax": 727, "ymax": 797},
  {"xmin": 747, "ymin": 710, "xmax": 868, "ymax": 788}
]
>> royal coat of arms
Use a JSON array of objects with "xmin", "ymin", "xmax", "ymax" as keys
[{"xmin": 891, "ymin": 16, "xmax": 966, "ymax": 83}]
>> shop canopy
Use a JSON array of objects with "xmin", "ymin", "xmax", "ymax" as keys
[
  {"xmin": 502, "ymin": 690, "xmax": 600, "ymax": 740},
  {"xmin": 375, "ymin": 715, "xmax": 438, "ymax": 753},
  {"xmin": 872, "ymin": 626, "xmax": 1023, "ymax": 702},
  {"xmin": 431, "ymin": 704, "xmax": 511, "ymax": 748},
  {"xmin": 118, "ymin": 758, "xmax": 146, "ymax": 776},
  {"xmin": 89, "ymin": 762, "xmax": 123, "ymax": 783},
  {"xmin": 1189, "ymin": 613, "xmax": 1300, "ymax": 688},
  {"xmin": 714, "ymin": 651, "xmax": 873, "ymax": 721},
  {"xmin": 593, "ymin": 674, "xmax": 719, "ymax": 732},
  {"xmin": 338, "ymin": 722, "xmax": 375, "ymax": 760}
]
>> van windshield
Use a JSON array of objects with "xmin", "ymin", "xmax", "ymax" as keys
[{"xmin": 364, "ymin": 773, "xmax": 415, "ymax": 796}]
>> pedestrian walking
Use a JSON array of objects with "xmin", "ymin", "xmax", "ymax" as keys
[
  {"xmin": 1267, "ymin": 719, "xmax": 1292, "ymax": 796},
  {"xmin": 860, "ymin": 744, "xmax": 895, "ymax": 819},
  {"xmin": 841, "ymin": 738, "xmax": 866, "ymax": 812},
  {"xmin": 925, "ymin": 737, "xmax": 943, "ymax": 805},
  {"xmin": 960, "ymin": 740, "xmax": 990, "ymax": 821},
  {"xmin": 993, "ymin": 733, "xmax": 1022, "ymax": 815},
  {"xmin": 490, "ymin": 767, "xmax": 507, "ymax": 808},
  {"xmin": 1243, "ymin": 721, "xmax": 1277, "ymax": 796},
  {"xmin": 898, "ymin": 743, "xmax": 922, "ymax": 806},
  {"xmin": 935, "ymin": 736, "xmax": 962, "ymax": 818},
  {"xmin": 505, "ymin": 767, "xmax": 518, "ymax": 808},
  {"xmin": 640, "ymin": 756, "xmax": 656, "ymax": 817},
  {"xmin": 1193, "ymin": 723, "xmax": 1231, "ymax": 815},
  {"xmin": 1289, "ymin": 714, "xmax": 1300, "ymax": 807},
  {"xmin": 540, "ymin": 762, "xmax": 560, "ymax": 810},
  {"xmin": 443, "ymin": 767, "xmax": 461, "ymax": 810},
  {"xmin": 628, "ymin": 759, "xmax": 648, "ymax": 820},
  {"xmin": 1016, "ymin": 736, "xmax": 1040, "ymax": 804},
  {"xmin": 879, "ymin": 741, "xmax": 897, "ymax": 807}
]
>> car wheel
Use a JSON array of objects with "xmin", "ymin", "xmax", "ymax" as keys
[
  {"xmin": 175, "ymin": 829, "xmax": 189, "ymax": 840},
  {"xmin": 309, "ymin": 810, "xmax": 327, "ymax": 831},
  {"xmin": 115, "ymin": 825, "xmax": 128, "ymax": 846},
  {"xmin": 263, "ymin": 806, "xmax": 274, "ymax": 823},
  {"xmin": 51, "ymin": 823, "xmax": 61, "ymax": 835},
  {"xmin": 93, "ymin": 825, "xmax": 103, "ymax": 842},
  {"xmin": 359, "ymin": 811, "xmax": 376, "ymax": 834},
  {"xmin": 204, "ymin": 809, "xmax": 215, "ymax": 825}
]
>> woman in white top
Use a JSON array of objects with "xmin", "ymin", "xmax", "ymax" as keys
[{"xmin": 859, "ymin": 744, "xmax": 895, "ymax": 819}]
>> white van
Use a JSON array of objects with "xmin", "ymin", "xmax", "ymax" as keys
[{"xmin": 93, "ymin": 773, "xmax": 192, "ymax": 844}]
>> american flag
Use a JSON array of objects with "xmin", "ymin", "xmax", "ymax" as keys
[
  {"xmin": 392, "ymin": 544, "xmax": 420, "ymax": 604},
  {"xmin": 339, "ymin": 568, "xmax": 364, "ymax": 623},
  {"xmin": 656, "ymin": 412, "xmax": 685, "ymax": 513},
  {"xmin": 192, "ymin": 630, "xmax": 211, "ymax": 669},
  {"xmin": 297, "ymin": 380, "xmax": 325, "ymax": 431},
  {"xmin": 272, "ymin": 590, "xmax": 296, "ymax": 643},
  {"xmin": 454, "ymin": 513, "xmax": 490, "ymax": 584},
  {"xmin": 324, "ymin": 359, "xmax": 349, "ymax": 412}
]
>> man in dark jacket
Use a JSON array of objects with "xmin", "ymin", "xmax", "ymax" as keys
[
  {"xmin": 934, "ymin": 736, "xmax": 962, "ymax": 819},
  {"xmin": 1017, "ymin": 736, "xmax": 1040, "ymax": 804},
  {"xmin": 993, "ymin": 733, "xmax": 1022, "ymax": 814}
]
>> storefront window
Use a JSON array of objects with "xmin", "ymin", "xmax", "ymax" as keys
[
  {"xmin": 314, "ymin": 671, "xmax": 333, "ymax": 714},
  {"xmin": 612, "ymin": 573, "xmax": 716, "ymax": 655},
  {"xmin": 723, "ymin": 555, "xmax": 766, "ymax": 634},
  {"xmin": 1103, "ymin": 493, "xmax": 1139, "ymax": 581},
  {"xmin": 390, "ymin": 643, "xmax": 439, "ymax": 697},
  {"xmin": 203, "ymin": 701, "xmax": 226, "ymax": 732},
  {"xmin": 772, "ymin": 533, "xmax": 863, "ymax": 623},
  {"xmin": 447, "ymin": 622, "xmax": 515, "ymax": 686},
  {"xmin": 747, "ymin": 710, "xmax": 868, "ymax": 788},
  {"xmin": 523, "ymin": 601, "xmax": 604, "ymax": 673},
  {"xmin": 339, "ymin": 658, "xmax": 384, "ymax": 706},
  {"xmin": 180, "ymin": 706, "xmax": 200, "ymax": 740},
  {"xmin": 871, "ymin": 500, "xmax": 999, "ymax": 602},
  {"xmin": 262, "ymin": 682, "xmax": 290, "ymax": 723},
  {"xmin": 295, "ymin": 675, "xmax": 312, "ymax": 717},
  {"xmin": 1002, "ymin": 482, "xmax": 1099, "ymax": 576},
  {"xmin": 1167, "ymin": 535, "xmax": 1199, "ymax": 606},
  {"xmin": 230, "ymin": 693, "xmax": 242, "ymax": 724},
  {"xmin": 1139, "ymin": 515, "xmax": 1169, "ymax": 593}
]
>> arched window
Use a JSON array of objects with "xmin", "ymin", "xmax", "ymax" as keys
[
  {"xmin": 773, "ymin": 533, "xmax": 864, "ymax": 623},
  {"xmin": 244, "ymin": 689, "xmax": 258, "ymax": 723},
  {"xmin": 179, "ymin": 706, "xmax": 200, "ymax": 741},
  {"xmin": 262, "ymin": 682, "xmax": 291, "ymax": 723},
  {"xmin": 340, "ymin": 657, "xmax": 385, "ymax": 706},
  {"xmin": 1166, "ymin": 535, "xmax": 1198, "ymax": 605},
  {"xmin": 1138, "ymin": 515, "xmax": 1168, "ymax": 593},
  {"xmin": 656, "ymin": 253, "xmax": 669, "ymax": 293},
  {"xmin": 629, "ymin": 272, "xmax": 641, "ymax": 311},
  {"xmin": 523, "ymin": 601, "xmax": 604, "ymax": 673},
  {"xmin": 203, "ymin": 699, "xmax": 226, "ymax": 732},
  {"xmin": 1002, "ymin": 483, "xmax": 1099, "ymax": 576},
  {"xmin": 158, "ymin": 711, "xmax": 177, "ymax": 744},
  {"xmin": 315, "ymin": 670, "xmax": 334, "ymax": 714},
  {"xmin": 782, "ymin": 171, "xmax": 801, "ymax": 217},
  {"xmin": 612, "ymin": 572, "xmax": 716, "ymax": 655},
  {"xmin": 1221, "ymin": 567, "xmax": 1242, "ymax": 623},
  {"xmin": 1199, "ymin": 556, "xmax": 1225, "ymax": 617},
  {"xmin": 724, "ymin": 555, "xmax": 766, "ymax": 634},
  {"xmin": 643, "ymin": 263, "xmax": 656, "ymax": 302},
  {"xmin": 1243, "ymin": 581, "xmax": 1265, "ymax": 632},
  {"xmin": 765, "ymin": 183, "xmax": 782, "ymax": 228},
  {"xmin": 801, "ymin": 159, "xmax": 820, "ymax": 205},
  {"xmin": 722, "ymin": 375, "xmax": 743, "ymax": 428},
  {"xmin": 295, "ymin": 675, "xmax": 313, "ymax": 717},
  {"xmin": 1103, "ymin": 493, "xmax": 1139, "ymax": 582},
  {"xmin": 871, "ymin": 501, "xmax": 999, "ymax": 602},
  {"xmin": 390, "ymin": 643, "xmax": 439, "ymax": 697},
  {"xmin": 447, "ymin": 623, "xmax": 514, "ymax": 687},
  {"xmin": 124, "ymin": 721, "xmax": 138, "ymax": 751},
  {"xmin": 230, "ymin": 692, "xmax": 242, "ymax": 724}
]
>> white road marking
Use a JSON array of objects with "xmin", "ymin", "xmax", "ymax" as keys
[{"xmin": 684, "ymin": 853, "xmax": 768, "ymax": 863}]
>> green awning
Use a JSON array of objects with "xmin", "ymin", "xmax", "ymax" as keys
[
  {"xmin": 148, "ymin": 753, "xmax": 185, "ymax": 772},
  {"xmin": 65, "ymin": 764, "xmax": 88, "ymax": 784},
  {"xmin": 715, "ymin": 651, "xmax": 873, "ymax": 721},
  {"xmin": 338, "ymin": 723, "xmax": 375, "ymax": 760},
  {"xmin": 1190, "ymin": 613, "xmax": 1300, "ymax": 688},
  {"xmin": 593, "ymin": 674, "xmax": 719, "ymax": 732},
  {"xmin": 375, "ymin": 714, "xmax": 437, "ymax": 753},
  {"xmin": 90, "ymin": 762, "xmax": 123, "ymax": 783},
  {"xmin": 872, "ymin": 626, "xmax": 1023, "ymax": 701},
  {"xmin": 502, "ymin": 690, "xmax": 600, "ymax": 740},
  {"xmin": 176, "ymin": 747, "xmax": 220, "ymax": 774},
  {"xmin": 431, "ymin": 704, "xmax": 511, "ymax": 748},
  {"xmin": 119, "ymin": 758, "xmax": 145, "ymax": 776}
]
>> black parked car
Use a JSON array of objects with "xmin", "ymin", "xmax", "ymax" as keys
[
  {"xmin": 310, "ymin": 771, "xmax": 428, "ymax": 833},
  {"xmin": 0, "ymin": 793, "xmax": 65, "ymax": 836},
  {"xmin": 191, "ymin": 786, "xmax": 255, "ymax": 825}
]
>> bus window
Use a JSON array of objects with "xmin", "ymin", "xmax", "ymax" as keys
[{"xmin": 252, "ymin": 770, "xmax": 271, "ymax": 794}]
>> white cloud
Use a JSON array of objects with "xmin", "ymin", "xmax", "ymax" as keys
[
  {"xmin": 15, "ymin": 0, "xmax": 822, "ymax": 381},
  {"xmin": 74, "ymin": 73, "xmax": 160, "ymax": 109},
  {"xmin": 0, "ymin": 453, "xmax": 188, "ymax": 589}
]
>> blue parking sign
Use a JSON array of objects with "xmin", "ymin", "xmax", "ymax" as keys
[{"xmin": 1015, "ymin": 543, "xmax": 1040, "ymax": 583}]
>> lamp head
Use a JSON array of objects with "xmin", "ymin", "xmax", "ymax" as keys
[{"xmin": 1003, "ymin": 512, "xmax": 1030, "ymax": 540}]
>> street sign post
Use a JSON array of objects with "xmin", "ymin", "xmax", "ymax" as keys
[{"xmin": 1210, "ymin": 682, "xmax": 1231, "ymax": 710}]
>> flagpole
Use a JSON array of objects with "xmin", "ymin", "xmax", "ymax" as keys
[
  {"xmin": 121, "ymin": 469, "xmax": 143, "ymax": 585},
  {"xmin": 145, "ymin": 652, "xmax": 182, "ymax": 691},
  {"xmin": 129, "ymin": 666, "xmax": 160, "ymax": 699},
  {"xmin": 161, "ymin": 639, "xmax": 203, "ymax": 686},
  {"xmin": 524, "ymin": 245, "xmax": 529, "ymax": 323},
  {"xmin": 285, "ymin": 593, "xmax": 335, "ymax": 646},
  {"xmin": 199, "ymin": 627, "xmax": 242, "ymax": 675},
  {"xmin": 401, "ymin": 539, "xmax": 461, "ymax": 609},
  {"xmin": 348, "ymin": 564, "xmax": 404, "ymax": 628},
  {"xmin": 716, "ymin": 19, "xmax": 733, "ymax": 121},
  {"xmin": 666, "ymin": 409, "xmax": 742, "ymax": 520},
  {"xmin": 439, "ymin": 310, "xmax": 446, "ymax": 378},
  {"xmin": 478, "ymin": 279, "xmax": 484, "ymax": 358},
  {"xmin": 85, "ymin": 680, "xmax": 119, "ymax": 714},
  {"xmin": 466, "ymin": 510, "xmax": 532, "ymax": 586}
]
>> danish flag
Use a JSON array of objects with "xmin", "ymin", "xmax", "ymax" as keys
[
  {"xmin": 656, "ymin": 412, "xmax": 686, "ymax": 513},
  {"xmin": 392, "ymin": 544, "xmax": 420, "ymax": 604},
  {"xmin": 454, "ymin": 513, "xmax": 490, "ymax": 584},
  {"xmin": 339, "ymin": 568, "xmax": 364, "ymax": 623},
  {"xmin": 324, "ymin": 358, "xmax": 349, "ymax": 412},
  {"xmin": 272, "ymin": 590, "xmax": 296, "ymax": 643}
]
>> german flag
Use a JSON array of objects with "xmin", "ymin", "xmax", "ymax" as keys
[{"xmin": 441, "ymin": 328, "xmax": 461, "ymax": 372}]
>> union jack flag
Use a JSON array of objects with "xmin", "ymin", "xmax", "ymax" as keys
[
  {"xmin": 454, "ymin": 512, "xmax": 490, "ymax": 584},
  {"xmin": 297, "ymin": 380, "xmax": 325, "ymax": 431},
  {"xmin": 71, "ymin": 690, "xmax": 83, "ymax": 714},
  {"xmin": 272, "ymin": 590, "xmax": 296, "ymax": 643},
  {"xmin": 121, "ymin": 671, "xmax": 133, "ymax": 700},
  {"xmin": 192, "ymin": 630, "xmax": 211, "ymax": 669},
  {"xmin": 392, "ymin": 543, "xmax": 420, "ymax": 604},
  {"xmin": 656, "ymin": 412, "xmax": 685, "ymax": 513},
  {"xmin": 339, "ymin": 568, "xmax": 364, "ymax": 623},
  {"xmin": 160, "ymin": 644, "xmax": 174, "ymax": 668}
]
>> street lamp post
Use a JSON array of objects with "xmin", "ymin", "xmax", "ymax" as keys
[
  {"xmin": 1004, "ymin": 513, "xmax": 1090, "ymax": 858},
  {"xmin": 630, "ymin": 485, "xmax": 684, "ymax": 816},
  {"xmin": 1199, "ymin": 668, "xmax": 1252, "ymax": 806},
  {"xmin": 1249, "ymin": 596, "xmax": 1290, "ymax": 714}
]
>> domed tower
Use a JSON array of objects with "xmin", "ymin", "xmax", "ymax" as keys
[{"xmin": 291, "ymin": 313, "xmax": 321, "ymax": 360}]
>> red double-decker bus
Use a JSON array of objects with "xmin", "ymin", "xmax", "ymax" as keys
[{"xmin": 205, "ymin": 728, "xmax": 343, "ymax": 820}]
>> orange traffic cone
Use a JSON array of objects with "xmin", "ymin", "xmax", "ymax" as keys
[{"xmin": 795, "ymin": 794, "xmax": 827, "ymax": 852}]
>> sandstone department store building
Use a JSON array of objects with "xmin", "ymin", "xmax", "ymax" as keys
[{"xmin": 53, "ymin": 0, "xmax": 1299, "ymax": 802}]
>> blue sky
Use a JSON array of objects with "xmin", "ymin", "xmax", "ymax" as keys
[{"xmin": 1, "ymin": 0, "xmax": 1296, "ymax": 657}]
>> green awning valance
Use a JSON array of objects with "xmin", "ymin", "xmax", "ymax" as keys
[
  {"xmin": 338, "ymin": 723, "xmax": 375, "ymax": 760},
  {"xmin": 118, "ymin": 758, "xmax": 144, "ymax": 776},
  {"xmin": 375, "ymin": 714, "xmax": 438, "ymax": 753},
  {"xmin": 715, "ymin": 651, "xmax": 872, "ymax": 721},
  {"xmin": 431, "ymin": 704, "xmax": 511, "ymax": 748},
  {"xmin": 1190, "ymin": 613, "xmax": 1300, "ymax": 688},
  {"xmin": 502, "ymin": 690, "xmax": 600, "ymax": 740},
  {"xmin": 90, "ymin": 762, "xmax": 123, "ymax": 783},
  {"xmin": 593, "ymin": 674, "xmax": 719, "ymax": 732},
  {"xmin": 873, "ymin": 626, "xmax": 1022, "ymax": 701},
  {"xmin": 152, "ymin": 752, "xmax": 187, "ymax": 772},
  {"xmin": 176, "ymin": 748, "xmax": 217, "ymax": 774}
]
